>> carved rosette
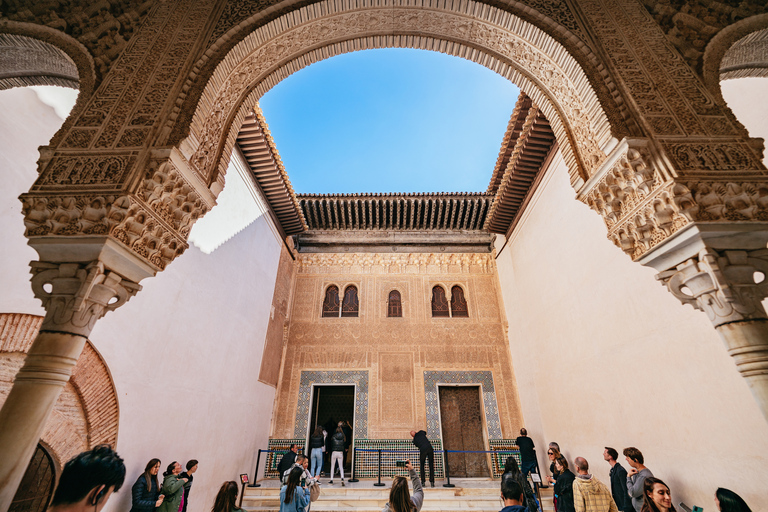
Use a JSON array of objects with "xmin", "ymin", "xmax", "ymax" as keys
[
  {"xmin": 581, "ymin": 139, "xmax": 768, "ymax": 261},
  {"xmin": 20, "ymin": 153, "xmax": 213, "ymax": 272},
  {"xmin": 30, "ymin": 261, "xmax": 141, "ymax": 337}
]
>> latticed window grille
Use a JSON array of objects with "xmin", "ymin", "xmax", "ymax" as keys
[
  {"xmin": 431, "ymin": 286, "xmax": 450, "ymax": 317},
  {"xmin": 451, "ymin": 285, "xmax": 469, "ymax": 317},
  {"xmin": 322, "ymin": 285, "xmax": 340, "ymax": 317},
  {"xmin": 341, "ymin": 286, "xmax": 359, "ymax": 317},
  {"xmin": 388, "ymin": 290, "xmax": 402, "ymax": 317}
]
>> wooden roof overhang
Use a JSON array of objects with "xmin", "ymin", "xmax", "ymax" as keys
[
  {"xmin": 236, "ymin": 106, "xmax": 307, "ymax": 236},
  {"xmin": 484, "ymin": 94, "xmax": 557, "ymax": 235}
]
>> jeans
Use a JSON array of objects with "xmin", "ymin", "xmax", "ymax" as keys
[
  {"xmin": 330, "ymin": 451, "xmax": 344, "ymax": 480},
  {"xmin": 311, "ymin": 448, "xmax": 323, "ymax": 478}
]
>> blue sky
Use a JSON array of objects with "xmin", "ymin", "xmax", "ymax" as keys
[{"xmin": 259, "ymin": 49, "xmax": 519, "ymax": 194}]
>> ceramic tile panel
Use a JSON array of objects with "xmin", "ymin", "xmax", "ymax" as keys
[{"xmin": 293, "ymin": 370, "xmax": 369, "ymax": 439}]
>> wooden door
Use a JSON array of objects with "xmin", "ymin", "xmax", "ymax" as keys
[
  {"xmin": 10, "ymin": 444, "xmax": 55, "ymax": 512},
  {"xmin": 439, "ymin": 386, "xmax": 489, "ymax": 477}
]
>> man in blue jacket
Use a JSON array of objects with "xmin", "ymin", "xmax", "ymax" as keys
[{"xmin": 500, "ymin": 477, "xmax": 527, "ymax": 512}]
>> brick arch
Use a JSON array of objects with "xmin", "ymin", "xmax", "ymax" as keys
[
  {"xmin": 181, "ymin": 0, "xmax": 616, "ymax": 198},
  {"xmin": 0, "ymin": 314, "xmax": 119, "ymax": 459},
  {"xmin": 0, "ymin": 20, "xmax": 95, "ymax": 147}
]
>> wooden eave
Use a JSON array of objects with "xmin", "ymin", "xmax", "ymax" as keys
[
  {"xmin": 236, "ymin": 106, "xmax": 307, "ymax": 236},
  {"xmin": 296, "ymin": 192, "xmax": 493, "ymax": 231},
  {"xmin": 484, "ymin": 97, "xmax": 556, "ymax": 235}
]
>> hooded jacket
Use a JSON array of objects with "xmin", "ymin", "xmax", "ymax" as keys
[
  {"xmin": 158, "ymin": 474, "xmax": 186, "ymax": 512},
  {"xmin": 573, "ymin": 475, "xmax": 619, "ymax": 512}
]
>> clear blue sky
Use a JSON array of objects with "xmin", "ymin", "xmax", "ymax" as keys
[{"xmin": 259, "ymin": 49, "xmax": 519, "ymax": 194}]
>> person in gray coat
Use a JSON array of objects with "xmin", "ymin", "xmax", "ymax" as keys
[
  {"xmin": 382, "ymin": 461, "xmax": 424, "ymax": 512},
  {"xmin": 623, "ymin": 447, "xmax": 652, "ymax": 512}
]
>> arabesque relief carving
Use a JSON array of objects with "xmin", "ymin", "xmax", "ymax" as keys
[{"xmin": 296, "ymin": 253, "xmax": 495, "ymax": 275}]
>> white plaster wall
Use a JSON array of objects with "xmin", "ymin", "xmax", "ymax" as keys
[
  {"xmin": 721, "ymin": 77, "xmax": 768, "ymax": 167},
  {"xmin": 0, "ymin": 88, "xmax": 282, "ymax": 512},
  {"xmin": 495, "ymin": 151, "xmax": 768, "ymax": 511}
]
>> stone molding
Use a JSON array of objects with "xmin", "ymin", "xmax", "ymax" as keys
[
  {"xmin": 0, "ymin": 33, "xmax": 79, "ymax": 90},
  {"xmin": 30, "ymin": 261, "xmax": 141, "ymax": 337},
  {"xmin": 184, "ymin": 0, "xmax": 613, "ymax": 191},
  {"xmin": 657, "ymin": 248, "xmax": 768, "ymax": 327}
]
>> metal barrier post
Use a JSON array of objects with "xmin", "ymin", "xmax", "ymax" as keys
[
  {"xmin": 373, "ymin": 449, "xmax": 385, "ymax": 486},
  {"xmin": 248, "ymin": 449, "xmax": 262, "ymax": 487},
  {"xmin": 442, "ymin": 450, "xmax": 455, "ymax": 488},
  {"xmin": 348, "ymin": 446, "xmax": 359, "ymax": 482}
]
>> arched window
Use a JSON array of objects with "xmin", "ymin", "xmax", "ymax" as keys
[
  {"xmin": 10, "ymin": 443, "xmax": 56, "ymax": 512},
  {"xmin": 388, "ymin": 290, "xmax": 402, "ymax": 317},
  {"xmin": 341, "ymin": 285, "xmax": 359, "ymax": 317},
  {"xmin": 322, "ymin": 285, "xmax": 340, "ymax": 317},
  {"xmin": 431, "ymin": 286, "xmax": 450, "ymax": 317},
  {"xmin": 451, "ymin": 285, "xmax": 469, "ymax": 317}
]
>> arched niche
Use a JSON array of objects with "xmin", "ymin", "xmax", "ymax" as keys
[
  {"xmin": 179, "ymin": 0, "xmax": 616, "ymax": 199},
  {"xmin": 0, "ymin": 313, "xmax": 119, "ymax": 465}
]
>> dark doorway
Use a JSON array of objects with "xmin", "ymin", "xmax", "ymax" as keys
[
  {"xmin": 10, "ymin": 443, "xmax": 56, "ymax": 512},
  {"xmin": 439, "ymin": 386, "xmax": 489, "ymax": 477},
  {"xmin": 309, "ymin": 385, "xmax": 355, "ymax": 473}
]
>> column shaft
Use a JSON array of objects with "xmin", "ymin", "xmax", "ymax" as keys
[{"xmin": 717, "ymin": 319, "xmax": 768, "ymax": 421}]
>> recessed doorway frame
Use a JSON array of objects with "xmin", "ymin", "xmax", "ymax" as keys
[
  {"xmin": 305, "ymin": 382, "xmax": 358, "ymax": 474},
  {"xmin": 435, "ymin": 383, "xmax": 493, "ymax": 478}
]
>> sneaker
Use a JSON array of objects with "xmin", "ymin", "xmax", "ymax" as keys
[
  {"xmin": 430, "ymin": 482, "xmax": 435, "ymax": 488},
  {"xmin": 328, "ymin": 480, "xmax": 333, "ymax": 484},
  {"xmin": 341, "ymin": 480, "xmax": 345, "ymax": 487}
]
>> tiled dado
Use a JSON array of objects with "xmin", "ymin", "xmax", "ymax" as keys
[
  {"xmin": 353, "ymin": 438, "xmax": 445, "ymax": 479},
  {"xmin": 423, "ymin": 371, "xmax": 502, "ymax": 439},
  {"xmin": 293, "ymin": 370, "xmax": 369, "ymax": 439},
  {"xmin": 265, "ymin": 438, "xmax": 305, "ymax": 478}
]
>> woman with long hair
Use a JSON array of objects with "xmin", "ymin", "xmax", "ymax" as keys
[
  {"xmin": 211, "ymin": 481, "xmax": 243, "ymax": 512},
  {"xmin": 309, "ymin": 426, "xmax": 325, "ymax": 478},
  {"xmin": 329, "ymin": 425, "xmax": 346, "ymax": 486},
  {"xmin": 158, "ymin": 461, "xmax": 189, "ymax": 512},
  {"xmin": 546, "ymin": 446, "xmax": 562, "ymax": 486},
  {"xmin": 382, "ymin": 460, "xmax": 424, "ymax": 512},
  {"xmin": 131, "ymin": 459, "xmax": 164, "ymax": 512},
  {"xmin": 715, "ymin": 488, "xmax": 752, "ymax": 512},
  {"xmin": 280, "ymin": 466, "xmax": 310, "ymax": 512},
  {"xmin": 502, "ymin": 457, "xmax": 537, "ymax": 512},
  {"xmin": 640, "ymin": 478, "xmax": 676, "ymax": 512},
  {"xmin": 553, "ymin": 457, "xmax": 575, "ymax": 512}
]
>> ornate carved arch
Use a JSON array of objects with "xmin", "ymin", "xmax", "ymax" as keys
[
  {"xmin": 0, "ymin": 313, "xmax": 119, "ymax": 461},
  {"xmin": 0, "ymin": 21, "xmax": 95, "ymax": 147},
  {"xmin": 181, "ymin": 0, "xmax": 618, "ymax": 197}
]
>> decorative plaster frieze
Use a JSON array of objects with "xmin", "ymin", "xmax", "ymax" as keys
[{"xmin": 296, "ymin": 253, "xmax": 495, "ymax": 275}]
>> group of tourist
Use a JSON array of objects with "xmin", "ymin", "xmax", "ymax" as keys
[
  {"xmin": 130, "ymin": 459, "xmax": 198, "ymax": 512},
  {"xmin": 509, "ymin": 430, "xmax": 752, "ymax": 512}
]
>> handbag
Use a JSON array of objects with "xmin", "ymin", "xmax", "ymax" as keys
[{"xmin": 309, "ymin": 482, "xmax": 320, "ymax": 503}]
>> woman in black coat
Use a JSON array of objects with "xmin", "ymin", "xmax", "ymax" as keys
[
  {"xmin": 131, "ymin": 459, "xmax": 164, "ymax": 512},
  {"xmin": 553, "ymin": 457, "xmax": 575, "ymax": 512},
  {"xmin": 502, "ymin": 457, "xmax": 538, "ymax": 512}
]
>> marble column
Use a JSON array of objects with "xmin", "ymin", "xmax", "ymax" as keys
[{"xmin": 0, "ymin": 260, "xmax": 140, "ymax": 511}]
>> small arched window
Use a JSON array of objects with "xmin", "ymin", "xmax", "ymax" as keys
[
  {"xmin": 431, "ymin": 286, "xmax": 450, "ymax": 317},
  {"xmin": 451, "ymin": 285, "xmax": 469, "ymax": 317},
  {"xmin": 341, "ymin": 285, "xmax": 359, "ymax": 317},
  {"xmin": 388, "ymin": 290, "xmax": 402, "ymax": 317},
  {"xmin": 322, "ymin": 285, "xmax": 340, "ymax": 317}
]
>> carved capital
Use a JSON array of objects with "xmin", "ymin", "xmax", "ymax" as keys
[
  {"xmin": 656, "ymin": 249, "xmax": 768, "ymax": 327},
  {"xmin": 30, "ymin": 261, "xmax": 141, "ymax": 337}
]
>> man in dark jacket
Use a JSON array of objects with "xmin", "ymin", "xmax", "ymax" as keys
[
  {"xmin": 277, "ymin": 444, "xmax": 298, "ymax": 477},
  {"xmin": 603, "ymin": 448, "xmax": 631, "ymax": 512},
  {"xmin": 410, "ymin": 429, "xmax": 435, "ymax": 487},
  {"xmin": 178, "ymin": 459, "xmax": 198, "ymax": 512},
  {"xmin": 515, "ymin": 429, "xmax": 537, "ymax": 480},
  {"xmin": 500, "ymin": 477, "xmax": 528, "ymax": 512}
]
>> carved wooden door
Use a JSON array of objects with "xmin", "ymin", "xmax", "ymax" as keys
[
  {"xmin": 10, "ymin": 444, "xmax": 55, "ymax": 512},
  {"xmin": 439, "ymin": 386, "xmax": 489, "ymax": 477}
]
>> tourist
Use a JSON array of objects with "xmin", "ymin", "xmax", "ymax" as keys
[
  {"xmin": 283, "ymin": 454, "xmax": 312, "ymax": 484},
  {"xmin": 329, "ymin": 425, "xmax": 346, "ymax": 485},
  {"xmin": 514, "ymin": 429, "xmax": 537, "ymax": 480},
  {"xmin": 179, "ymin": 459, "xmax": 198, "ymax": 512},
  {"xmin": 545, "ymin": 445, "xmax": 562, "ymax": 486},
  {"xmin": 382, "ymin": 460, "xmax": 424, "ymax": 512},
  {"xmin": 502, "ymin": 458, "xmax": 538, "ymax": 512},
  {"xmin": 211, "ymin": 481, "xmax": 245, "ymax": 512},
  {"xmin": 158, "ymin": 461, "xmax": 189, "ymax": 512},
  {"xmin": 500, "ymin": 477, "xmax": 527, "ymax": 512},
  {"xmin": 604, "ymin": 448, "xmax": 631, "ymax": 512},
  {"xmin": 410, "ymin": 429, "xmax": 435, "ymax": 488},
  {"xmin": 714, "ymin": 488, "xmax": 752, "ymax": 512},
  {"xmin": 310, "ymin": 426, "xmax": 325, "ymax": 478},
  {"xmin": 131, "ymin": 458, "xmax": 164, "ymax": 512},
  {"xmin": 623, "ymin": 448, "xmax": 652, "ymax": 512},
  {"xmin": 342, "ymin": 420, "xmax": 353, "ymax": 468},
  {"xmin": 280, "ymin": 466, "xmax": 311, "ymax": 512},
  {"xmin": 572, "ymin": 457, "xmax": 617, "ymax": 512},
  {"xmin": 640, "ymin": 478, "xmax": 675, "ymax": 512},
  {"xmin": 49, "ymin": 445, "xmax": 126, "ymax": 512},
  {"xmin": 553, "ymin": 456, "xmax": 576, "ymax": 512},
  {"xmin": 278, "ymin": 444, "xmax": 299, "ymax": 479}
]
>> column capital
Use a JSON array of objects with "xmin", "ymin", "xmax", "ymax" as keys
[
  {"xmin": 30, "ymin": 260, "xmax": 141, "ymax": 337},
  {"xmin": 656, "ymin": 248, "xmax": 768, "ymax": 327}
]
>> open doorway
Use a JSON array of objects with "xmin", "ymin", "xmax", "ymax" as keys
[
  {"xmin": 439, "ymin": 386, "xmax": 489, "ymax": 477},
  {"xmin": 309, "ymin": 385, "xmax": 355, "ymax": 474}
]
